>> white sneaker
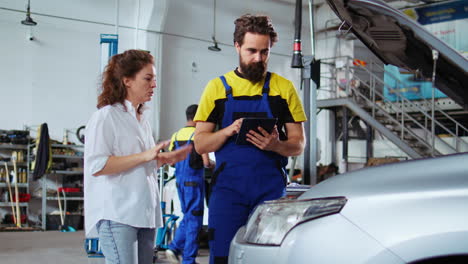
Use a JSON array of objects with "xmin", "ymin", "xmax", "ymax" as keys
[{"xmin": 165, "ymin": 249, "xmax": 180, "ymax": 263}]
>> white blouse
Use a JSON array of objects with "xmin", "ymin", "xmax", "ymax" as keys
[{"xmin": 84, "ymin": 100, "xmax": 163, "ymax": 237}]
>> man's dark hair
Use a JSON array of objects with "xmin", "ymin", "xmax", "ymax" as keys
[
  {"xmin": 186, "ymin": 104, "xmax": 198, "ymax": 121},
  {"xmin": 233, "ymin": 14, "xmax": 278, "ymax": 47}
]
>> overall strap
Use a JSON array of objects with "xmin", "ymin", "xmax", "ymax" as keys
[
  {"xmin": 219, "ymin": 76, "xmax": 233, "ymax": 97},
  {"xmin": 262, "ymin": 72, "xmax": 272, "ymax": 95},
  {"xmin": 175, "ymin": 130, "xmax": 195, "ymax": 148},
  {"xmin": 187, "ymin": 132, "xmax": 195, "ymax": 143},
  {"xmin": 173, "ymin": 131, "xmax": 180, "ymax": 148}
]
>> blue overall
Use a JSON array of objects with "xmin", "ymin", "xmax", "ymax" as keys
[
  {"xmin": 208, "ymin": 72, "xmax": 287, "ymax": 264},
  {"xmin": 169, "ymin": 132, "xmax": 205, "ymax": 264}
]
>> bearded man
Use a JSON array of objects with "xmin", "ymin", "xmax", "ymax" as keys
[{"xmin": 193, "ymin": 14, "xmax": 307, "ymax": 264}]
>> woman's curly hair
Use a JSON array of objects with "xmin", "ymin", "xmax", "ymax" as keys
[{"xmin": 97, "ymin": 49, "xmax": 153, "ymax": 112}]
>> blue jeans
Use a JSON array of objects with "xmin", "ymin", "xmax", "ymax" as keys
[{"xmin": 96, "ymin": 220, "xmax": 156, "ymax": 264}]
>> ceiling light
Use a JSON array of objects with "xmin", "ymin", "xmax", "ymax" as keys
[
  {"xmin": 208, "ymin": 0, "xmax": 221, "ymax": 52},
  {"xmin": 208, "ymin": 36, "xmax": 221, "ymax": 52},
  {"xmin": 21, "ymin": 0, "xmax": 37, "ymax": 26}
]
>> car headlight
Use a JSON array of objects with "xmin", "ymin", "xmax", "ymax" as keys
[{"xmin": 243, "ymin": 197, "xmax": 347, "ymax": 245}]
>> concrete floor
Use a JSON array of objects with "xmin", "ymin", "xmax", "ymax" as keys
[{"xmin": 0, "ymin": 231, "xmax": 209, "ymax": 264}]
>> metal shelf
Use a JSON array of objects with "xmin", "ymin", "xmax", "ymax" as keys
[
  {"xmin": 52, "ymin": 154, "xmax": 83, "ymax": 159},
  {"xmin": 0, "ymin": 142, "xmax": 31, "ymax": 229},
  {"xmin": 0, "ymin": 183, "xmax": 28, "ymax": 188},
  {"xmin": 51, "ymin": 144, "xmax": 84, "ymax": 148},
  {"xmin": 0, "ymin": 161, "xmax": 29, "ymax": 166},
  {"xmin": 0, "ymin": 143, "xmax": 28, "ymax": 150},
  {"xmin": 41, "ymin": 144, "xmax": 83, "ymax": 230},
  {"xmin": 0, "ymin": 202, "xmax": 28, "ymax": 207},
  {"xmin": 50, "ymin": 170, "xmax": 83, "ymax": 175},
  {"xmin": 46, "ymin": 196, "xmax": 83, "ymax": 201}
]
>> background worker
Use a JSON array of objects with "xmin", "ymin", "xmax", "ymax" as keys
[
  {"xmin": 166, "ymin": 104, "xmax": 214, "ymax": 264},
  {"xmin": 193, "ymin": 14, "xmax": 307, "ymax": 264},
  {"xmin": 84, "ymin": 49, "xmax": 192, "ymax": 264}
]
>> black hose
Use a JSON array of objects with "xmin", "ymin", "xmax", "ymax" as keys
[{"xmin": 291, "ymin": 0, "xmax": 303, "ymax": 68}]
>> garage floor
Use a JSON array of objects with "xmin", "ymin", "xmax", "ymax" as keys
[{"xmin": 0, "ymin": 231, "xmax": 210, "ymax": 264}]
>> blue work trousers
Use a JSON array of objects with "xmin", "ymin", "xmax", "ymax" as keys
[{"xmin": 169, "ymin": 179, "xmax": 204, "ymax": 264}]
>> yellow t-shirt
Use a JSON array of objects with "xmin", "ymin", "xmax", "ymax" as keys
[
  {"xmin": 169, "ymin": 126, "xmax": 196, "ymax": 151},
  {"xmin": 169, "ymin": 126, "xmax": 204, "ymax": 170},
  {"xmin": 194, "ymin": 70, "xmax": 306, "ymax": 139}
]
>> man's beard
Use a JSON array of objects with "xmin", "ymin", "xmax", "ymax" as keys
[{"xmin": 239, "ymin": 60, "xmax": 266, "ymax": 83}]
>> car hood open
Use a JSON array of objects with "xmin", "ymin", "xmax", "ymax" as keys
[{"xmin": 326, "ymin": 0, "xmax": 468, "ymax": 109}]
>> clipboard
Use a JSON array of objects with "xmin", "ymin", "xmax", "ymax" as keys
[{"xmin": 235, "ymin": 117, "xmax": 277, "ymax": 145}]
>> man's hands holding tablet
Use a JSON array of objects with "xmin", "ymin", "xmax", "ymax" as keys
[{"xmin": 235, "ymin": 118, "xmax": 280, "ymax": 151}]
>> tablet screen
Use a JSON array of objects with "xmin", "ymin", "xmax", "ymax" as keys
[{"xmin": 235, "ymin": 118, "xmax": 277, "ymax": 145}]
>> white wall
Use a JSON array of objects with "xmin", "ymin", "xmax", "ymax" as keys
[
  {"xmin": 0, "ymin": 0, "xmax": 312, "ymax": 144},
  {"xmin": 0, "ymin": 0, "xmax": 166, "ymax": 142}
]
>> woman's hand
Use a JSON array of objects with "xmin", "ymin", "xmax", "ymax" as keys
[
  {"xmin": 93, "ymin": 140, "xmax": 191, "ymax": 176},
  {"xmin": 155, "ymin": 144, "xmax": 193, "ymax": 168},
  {"xmin": 93, "ymin": 140, "xmax": 173, "ymax": 176},
  {"xmin": 142, "ymin": 140, "xmax": 171, "ymax": 162}
]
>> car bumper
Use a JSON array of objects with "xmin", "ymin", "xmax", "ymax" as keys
[{"xmin": 229, "ymin": 214, "xmax": 405, "ymax": 264}]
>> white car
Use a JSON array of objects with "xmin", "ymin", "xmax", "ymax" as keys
[
  {"xmin": 229, "ymin": 0, "xmax": 468, "ymax": 262},
  {"xmin": 229, "ymin": 153, "xmax": 468, "ymax": 263}
]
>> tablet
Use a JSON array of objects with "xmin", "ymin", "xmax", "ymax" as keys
[{"xmin": 235, "ymin": 118, "xmax": 277, "ymax": 145}]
